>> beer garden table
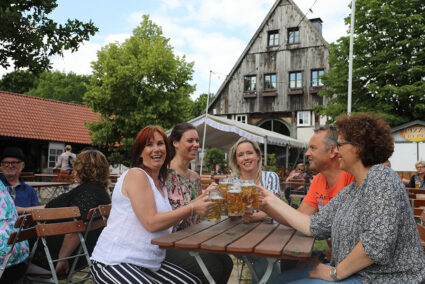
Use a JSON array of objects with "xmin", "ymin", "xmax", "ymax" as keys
[
  {"xmin": 152, "ymin": 217, "xmax": 315, "ymax": 284},
  {"xmin": 27, "ymin": 181, "xmax": 73, "ymax": 204}
]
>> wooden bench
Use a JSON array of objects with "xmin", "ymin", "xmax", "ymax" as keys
[
  {"xmin": 21, "ymin": 171, "xmax": 35, "ymax": 181},
  {"xmin": 409, "ymin": 199, "xmax": 425, "ymax": 218},
  {"xmin": 54, "ymin": 170, "xmax": 74, "ymax": 183}
]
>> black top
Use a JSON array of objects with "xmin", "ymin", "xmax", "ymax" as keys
[{"xmin": 31, "ymin": 183, "xmax": 111, "ymax": 270}]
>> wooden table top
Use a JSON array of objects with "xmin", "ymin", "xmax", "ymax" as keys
[{"xmin": 152, "ymin": 217, "xmax": 314, "ymax": 259}]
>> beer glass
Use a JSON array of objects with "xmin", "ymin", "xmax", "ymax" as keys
[
  {"xmin": 219, "ymin": 178, "xmax": 231, "ymax": 215},
  {"xmin": 416, "ymin": 180, "xmax": 420, "ymax": 189},
  {"xmin": 207, "ymin": 190, "xmax": 224, "ymax": 222},
  {"xmin": 227, "ymin": 183, "xmax": 243, "ymax": 216},
  {"xmin": 241, "ymin": 180, "xmax": 259, "ymax": 211}
]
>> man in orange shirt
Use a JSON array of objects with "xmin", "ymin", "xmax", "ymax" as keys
[{"xmin": 281, "ymin": 125, "xmax": 354, "ymax": 269}]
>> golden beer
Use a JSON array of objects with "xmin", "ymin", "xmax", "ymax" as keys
[
  {"xmin": 207, "ymin": 194, "xmax": 223, "ymax": 222},
  {"xmin": 219, "ymin": 179, "xmax": 231, "ymax": 215},
  {"xmin": 227, "ymin": 184, "xmax": 243, "ymax": 216},
  {"xmin": 241, "ymin": 180, "xmax": 258, "ymax": 211}
]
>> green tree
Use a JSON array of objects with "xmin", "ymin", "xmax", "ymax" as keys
[
  {"xmin": 0, "ymin": 70, "xmax": 37, "ymax": 94},
  {"xmin": 27, "ymin": 71, "xmax": 90, "ymax": 104},
  {"xmin": 266, "ymin": 153, "xmax": 279, "ymax": 175},
  {"xmin": 205, "ymin": 148, "xmax": 226, "ymax": 172},
  {"xmin": 84, "ymin": 15, "xmax": 195, "ymax": 162},
  {"xmin": 0, "ymin": 0, "xmax": 98, "ymax": 73},
  {"xmin": 189, "ymin": 93, "xmax": 214, "ymax": 118},
  {"xmin": 318, "ymin": 0, "xmax": 425, "ymax": 126}
]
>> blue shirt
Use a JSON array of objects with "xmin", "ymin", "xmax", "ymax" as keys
[{"xmin": 0, "ymin": 175, "xmax": 38, "ymax": 207}]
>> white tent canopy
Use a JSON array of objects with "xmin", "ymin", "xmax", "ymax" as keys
[{"xmin": 187, "ymin": 114, "xmax": 307, "ymax": 150}]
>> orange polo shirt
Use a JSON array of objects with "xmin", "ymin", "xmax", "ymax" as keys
[{"xmin": 303, "ymin": 171, "xmax": 355, "ymax": 211}]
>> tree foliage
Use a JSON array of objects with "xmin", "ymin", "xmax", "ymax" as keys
[
  {"xmin": 84, "ymin": 15, "xmax": 195, "ymax": 162},
  {"xmin": 205, "ymin": 148, "xmax": 226, "ymax": 172},
  {"xmin": 317, "ymin": 0, "xmax": 425, "ymax": 126},
  {"xmin": 0, "ymin": 70, "xmax": 37, "ymax": 94},
  {"xmin": 27, "ymin": 71, "xmax": 90, "ymax": 104},
  {"xmin": 0, "ymin": 0, "xmax": 98, "ymax": 73},
  {"xmin": 189, "ymin": 93, "xmax": 215, "ymax": 118}
]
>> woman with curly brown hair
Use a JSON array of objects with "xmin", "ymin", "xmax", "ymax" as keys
[
  {"xmin": 28, "ymin": 150, "xmax": 112, "ymax": 277},
  {"xmin": 260, "ymin": 113, "xmax": 425, "ymax": 283}
]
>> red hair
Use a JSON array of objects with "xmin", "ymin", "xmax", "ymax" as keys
[{"xmin": 131, "ymin": 125, "xmax": 171, "ymax": 183}]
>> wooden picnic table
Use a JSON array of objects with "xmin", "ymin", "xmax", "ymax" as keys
[
  {"xmin": 27, "ymin": 181, "xmax": 74, "ymax": 204},
  {"xmin": 152, "ymin": 217, "xmax": 314, "ymax": 284},
  {"xmin": 34, "ymin": 173, "xmax": 58, "ymax": 182}
]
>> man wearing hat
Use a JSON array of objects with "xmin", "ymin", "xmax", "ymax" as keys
[{"xmin": 0, "ymin": 146, "xmax": 38, "ymax": 208}]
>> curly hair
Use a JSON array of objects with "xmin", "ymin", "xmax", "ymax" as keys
[
  {"xmin": 229, "ymin": 137, "xmax": 263, "ymax": 181},
  {"xmin": 336, "ymin": 113, "xmax": 394, "ymax": 167},
  {"xmin": 73, "ymin": 150, "xmax": 110, "ymax": 188}
]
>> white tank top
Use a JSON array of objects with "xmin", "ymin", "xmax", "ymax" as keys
[{"xmin": 91, "ymin": 168, "xmax": 172, "ymax": 271}]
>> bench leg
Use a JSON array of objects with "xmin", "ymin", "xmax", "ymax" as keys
[
  {"xmin": 242, "ymin": 256, "xmax": 276, "ymax": 284},
  {"xmin": 188, "ymin": 252, "xmax": 216, "ymax": 284}
]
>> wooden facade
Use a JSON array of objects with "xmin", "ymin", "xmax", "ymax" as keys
[{"xmin": 209, "ymin": 0, "xmax": 329, "ymax": 141}]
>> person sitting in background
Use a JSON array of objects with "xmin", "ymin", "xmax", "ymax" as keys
[
  {"xmin": 0, "ymin": 146, "xmax": 38, "ymax": 209},
  {"xmin": 165, "ymin": 122, "xmax": 233, "ymax": 283},
  {"xmin": 29, "ymin": 150, "xmax": 111, "ymax": 276},
  {"xmin": 284, "ymin": 163, "xmax": 308, "ymax": 204},
  {"xmin": 262, "ymin": 113, "xmax": 425, "ymax": 283},
  {"xmin": 53, "ymin": 145, "xmax": 76, "ymax": 174},
  {"xmin": 408, "ymin": 161, "xmax": 425, "ymax": 189},
  {"xmin": 0, "ymin": 182, "xmax": 30, "ymax": 284}
]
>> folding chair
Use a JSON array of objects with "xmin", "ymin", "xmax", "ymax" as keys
[
  {"xmin": 25, "ymin": 207, "xmax": 91, "ymax": 284},
  {"xmin": 66, "ymin": 204, "xmax": 111, "ymax": 283},
  {"xmin": 0, "ymin": 213, "xmax": 35, "ymax": 278}
]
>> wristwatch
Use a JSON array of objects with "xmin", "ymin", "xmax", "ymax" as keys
[{"xmin": 330, "ymin": 266, "xmax": 339, "ymax": 281}]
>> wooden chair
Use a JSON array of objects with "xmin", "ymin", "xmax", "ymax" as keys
[
  {"xmin": 54, "ymin": 170, "xmax": 74, "ymax": 183},
  {"xmin": 66, "ymin": 204, "xmax": 112, "ymax": 283},
  {"xmin": 25, "ymin": 207, "xmax": 92, "ymax": 284},
  {"xmin": 0, "ymin": 214, "xmax": 36, "ymax": 278},
  {"xmin": 409, "ymin": 199, "xmax": 425, "ymax": 219}
]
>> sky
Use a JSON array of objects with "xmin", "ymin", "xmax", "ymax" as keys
[{"xmin": 1, "ymin": 0, "xmax": 352, "ymax": 99}]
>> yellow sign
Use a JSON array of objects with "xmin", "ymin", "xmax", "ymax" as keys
[{"xmin": 401, "ymin": 125, "xmax": 425, "ymax": 142}]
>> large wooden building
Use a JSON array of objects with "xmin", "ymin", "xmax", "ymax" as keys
[{"xmin": 208, "ymin": 0, "xmax": 329, "ymax": 162}]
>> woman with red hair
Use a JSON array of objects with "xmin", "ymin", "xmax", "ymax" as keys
[{"xmin": 90, "ymin": 125, "xmax": 212, "ymax": 284}]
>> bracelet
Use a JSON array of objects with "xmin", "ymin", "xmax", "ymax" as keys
[{"xmin": 189, "ymin": 203, "xmax": 194, "ymax": 217}]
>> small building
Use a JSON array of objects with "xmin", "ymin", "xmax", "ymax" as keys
[
  {"xmin": 0, "ymin": 91, "xmax": 99, "ymax": 172},
  {"xmin": 208, "ymin": 0, "xmax": 329, "ymax": 165},
  {"xmin": 390, "ymin": 120, "xmax": 425, "ymax": 171}
]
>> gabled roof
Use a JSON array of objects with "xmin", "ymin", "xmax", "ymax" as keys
[
  {"xmin": 0, "ymin": 91, "xmax": 99, "ymax": 144},
  {"xmin": 392, "ymin": 120, "xmax": 425, "ymax": 133},
  {"xmin": 208, "ymin": 0, "xmax": 328, "ymax": 108}
]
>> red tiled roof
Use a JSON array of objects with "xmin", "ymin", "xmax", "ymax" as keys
[{"xmin": 0, "ymin": 91, "xmax": 99, "ymax": 144}]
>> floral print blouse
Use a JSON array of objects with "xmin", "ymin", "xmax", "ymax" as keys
[
  {"xmin": 166, "ymin": 169, "xmax": 201, "ymax": 232},
  {"xmin": 0, "ymin": 182, "xmax": 29, "ymax": 267},
  {"xmin": 310, "ymin": 164, "xmax": 425, "ymax": 283}
]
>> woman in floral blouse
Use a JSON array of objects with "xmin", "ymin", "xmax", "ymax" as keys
[
  {"xmin": 165, "ymin": 122, "xmax": 233, "ymax": 283},
  {"xmin": 0, "ymin": 181, "xmax": 29, "ymax": 283},
  {"xmin": 261, "ymin": 113, "xmax": 425, "ymax": 284}
]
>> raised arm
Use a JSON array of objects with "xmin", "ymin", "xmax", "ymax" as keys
[
  {"xmin": 124, "ymin": 169, "xmax": 212, "ymax": 233},
  {"xmin": 259, "ymin": 185, "xmax": 311, "ymax": 236}
]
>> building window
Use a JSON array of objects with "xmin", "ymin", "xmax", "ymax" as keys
[
  {"xmin": 235, "ymin": 115, "xmax": 247, "ymax": 124},
  {"xmin": 289, "ymin": 71, "xmax": 302, "ymax": 89},
  {"xmin": 288, "ymin": 27, "xmax": 300, "ymax": 44},
  {"xmin": 311, "ymin": 69, "xmax": 324, "ymax": 87},
  {"xmin": 297, "ymin": 111, "xmax": 311, "ymax": 126},
  {"xmin": 244, "ymin": 75, "xmax": 256, "ymax": 92},
  {"xmin": 264, "ymin": 74, "xmax": 277, "ymax": 90},
  {"xmin": 48, "ymin": 142, "xmax": 64, "ymax": 168},
  {"xmin": 268, "ymin": 30, "xmax": 279, "ymax": 46}
]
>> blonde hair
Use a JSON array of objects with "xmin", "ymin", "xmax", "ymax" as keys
[
  {"xmin": 65, "ymin": 145, "xmax": 72, "ymax": 151},
  {"xmin": 295, "ymin": 163, "xmax": 305, "ymax": 170},
  {"xmin": 229, "ymin": 138, "xmax": 262, "ymax": 181},
  {"xmin": 73, "ymin": 150, "xmax": 110, "ymax": 188}
]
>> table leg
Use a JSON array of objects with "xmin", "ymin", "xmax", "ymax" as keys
[
  {"xmin": 242, "ymin": 256, "xmax": 276, "ymax": 284},
  {"xmin": 188, "ymin": 251, "xmax": 216, "ymax": 284}
]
